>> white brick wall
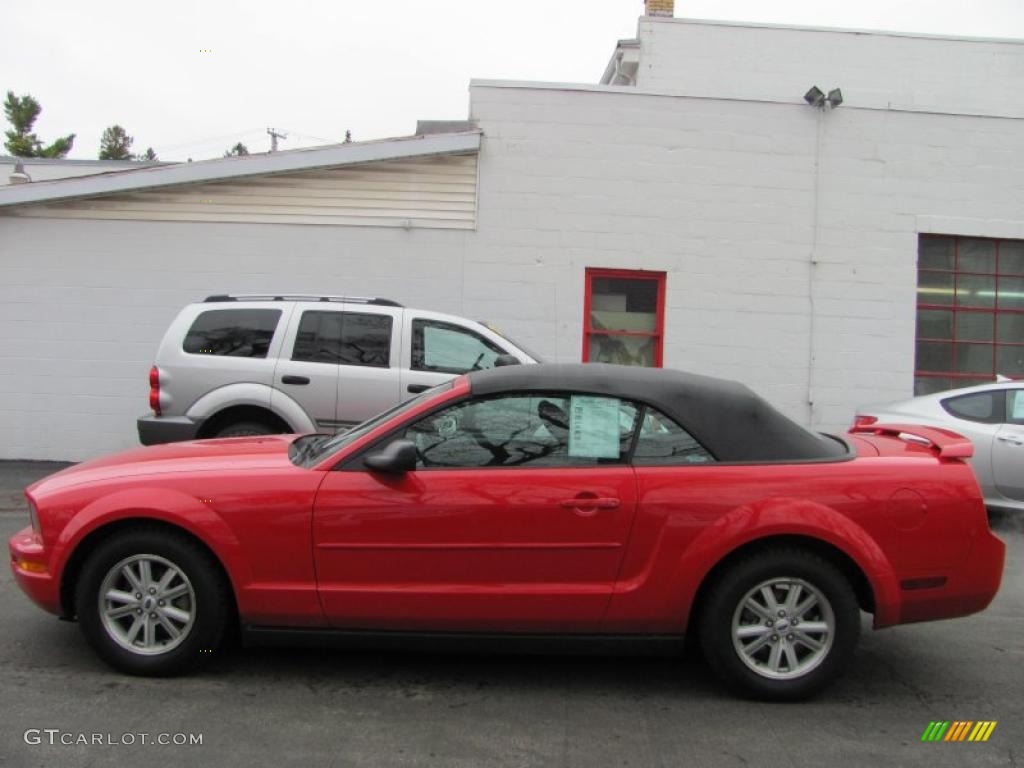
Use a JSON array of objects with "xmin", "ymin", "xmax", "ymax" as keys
[
  {"xmin": 634, "ymin": 19, "xmax": 1024, "ymax": 118},
  {"xmin": 467, "ymin": 80, "xmax": 1024, "ymax": 431}
]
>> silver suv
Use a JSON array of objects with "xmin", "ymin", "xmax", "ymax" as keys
[{"xmin": 137, "ymin": 294, "xmax": 539, "ymax": 444}]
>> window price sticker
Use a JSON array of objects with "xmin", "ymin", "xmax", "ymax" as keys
[{"xmin": 568, "ymin": 395, "xmax": 620, "ymax": 458}]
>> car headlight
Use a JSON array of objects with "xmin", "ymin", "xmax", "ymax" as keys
[{"xmin": 27, "ymin": 499, "xmax": 40, "ymax": 534}]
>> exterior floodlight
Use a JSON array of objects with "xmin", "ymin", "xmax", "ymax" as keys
[
  {"xmin": 804, "ymin": 86, "xmax": 825, "ymax": 107},
  {"xmin": 827, "ymin": 88, "xmax": 844, "ymax": 107}
]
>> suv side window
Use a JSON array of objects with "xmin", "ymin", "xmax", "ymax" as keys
[
  {"xmin": 632, "ymin": 406, "xmax": 715, "ymax": 465},
  {"xmin": 941, "ymin": 391, "xmax": 1002, "ymax": 423},
  {"xmin": 411, "ymin": 319, "xmax": 505, "ymax": 374},
  {"xmin": 182, "ymin": 309, "xmax": 281, "ymax": 358},
  {"xmin": 293, "ymin": 311, "xmax": 392, "ymax": 367},
  {"xmin": 405, "ymin": 393, "xmax": 639, "ymax": 468}
]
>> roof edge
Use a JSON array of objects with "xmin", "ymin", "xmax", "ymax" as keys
[
  {"xmin": 0, "ymin": 131, "xmax": 481, "ymax": 208},
  {"xmin": 644, "ymin": 16, "xmax": 1024, "ymax": 46}
]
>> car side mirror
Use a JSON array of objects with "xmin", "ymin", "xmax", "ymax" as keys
[
  {"xmin": 494, "ymin": 354, "xmax": 521, "ymax": 367},
  {"xmin": 364, "ymin": 439, "xmax": 418, "ymax": 473}
]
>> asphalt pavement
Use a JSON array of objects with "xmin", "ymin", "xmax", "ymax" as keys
[{"xmin": 1, "ymin": 460, "xmax": 1021, "ymax": 768}]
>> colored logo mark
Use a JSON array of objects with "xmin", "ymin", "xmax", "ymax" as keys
[{"xmin": 921, "ymin": 721, "xmax": 997, "ymax": 742}]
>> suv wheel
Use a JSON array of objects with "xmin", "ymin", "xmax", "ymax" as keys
[
  {"xmin": 214, "ymin": 421, "xmax": 276, "ymax": 438},
  {"xmin": 698, "ymin": 548, "xmax": 860, "ymax": 701}
]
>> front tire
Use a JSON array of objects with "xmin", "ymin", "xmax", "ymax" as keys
[
  {"xmin": 75, "ymin": 529, "xmax": 230, "ymax": 676},
  {"xmin": 698, "ymin": 548, "xmax": 860, "ymax": 701}
]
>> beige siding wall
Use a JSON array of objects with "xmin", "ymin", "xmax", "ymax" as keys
[{"xmin": 6, "ymin": 153, "xmax": 478, "ymax": 230}]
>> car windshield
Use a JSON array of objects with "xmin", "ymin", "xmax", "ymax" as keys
[
  {"xmin": 480, "ymin": 322, "xmax": 544, "ymax": 363},
  {"xmin": 289, "ymin": 381, "xmax": 454, "ymax": 468}
]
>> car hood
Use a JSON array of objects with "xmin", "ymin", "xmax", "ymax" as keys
[{"xmin": 28, "ymin": 435, "xmax": 301, "ymax": 495}]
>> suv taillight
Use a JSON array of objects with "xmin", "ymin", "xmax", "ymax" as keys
[{"xmin": 149, "ymin": 366, "xmax": 161, "ymax": 416}]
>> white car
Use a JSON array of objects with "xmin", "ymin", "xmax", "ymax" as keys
[{"xmin": 854, "ymin": 380, "xmax": 1024, "ymax": 512}]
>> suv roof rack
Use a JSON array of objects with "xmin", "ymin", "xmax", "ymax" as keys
[{"xmin": 203, "ymin": 294, "xmax": 403, "ymax": 307}]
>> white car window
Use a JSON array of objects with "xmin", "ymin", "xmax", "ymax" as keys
[
  {"xmin": 1008, "ymin": 390, "xmax": 1024, "ymax": 424},
  {"xmin": 941, "ymin": 391, "xmax": 1000, "ymax": 423}
]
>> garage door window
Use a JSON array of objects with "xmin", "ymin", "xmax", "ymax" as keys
[
  {"xmin": 916, "ymin": 235, "xmax": 1024, "ymax": 395},
  {"xmin": 583, "ymin": 269, "xmax": 665, "ymax": 367}
]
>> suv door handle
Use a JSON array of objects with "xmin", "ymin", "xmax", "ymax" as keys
[
  {"xmin": 407, "ymin": 384, "xmax": 430, "ymax": 394},
  {"xmin": 281, "ymin": 375, "xmax": 310, "ymax": 385}
]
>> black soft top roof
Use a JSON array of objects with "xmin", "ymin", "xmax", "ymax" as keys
[{"xmin": 467, "ymin": 363, "xmax": 846, "ymax": 462}]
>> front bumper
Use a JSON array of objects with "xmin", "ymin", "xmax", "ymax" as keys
[
  {"xmin": 137, "ymin": 414, "xmax": 201, "ymax": 445},
  {"xmin": 9, "ymin": 526, "xmax": 60, "ymax": 615}
]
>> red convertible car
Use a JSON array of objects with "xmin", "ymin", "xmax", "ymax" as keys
[{"xmin": 9, "ymin": 364, "xmax": 1005, "ymax": 700}]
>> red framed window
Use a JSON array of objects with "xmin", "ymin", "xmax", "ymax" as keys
[
  {"xmin": 915, "ymin": 234, "xmax": 1024, "ymax": 395},
  {"xmin": 583, "ymin": 268, "xmax": 666, "ymax": 367}
]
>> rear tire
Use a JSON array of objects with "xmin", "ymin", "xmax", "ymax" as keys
[
  {"xmin": 698, "ymin": 548, "xmax": 860, "ymax": 701},
  {"xmin": 213, "ymin": 420, "xmax": 276, "ymax": 438},
  {"xmin": 75, "ymin": 529, "xmax": 230, "ymax": 676}
]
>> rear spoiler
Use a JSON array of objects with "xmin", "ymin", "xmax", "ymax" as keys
[{"xmin": 848, "ymin": 423, "xmax": 974, "ymax": 459}]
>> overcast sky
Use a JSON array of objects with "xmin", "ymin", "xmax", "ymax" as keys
[{"xmin": 4, "ymin": 0, "xmax": 1022, "ymax": 162}]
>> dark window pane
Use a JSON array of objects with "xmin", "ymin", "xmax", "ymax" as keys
[
  {"xmin": 632, "ymin": 407, "xmax": 715, "ymax": 465},
  {"xmin": 917, "ymin": 309, "xmax": 953, "ymax": 340},
  {"xmin": 997, "ymin": 314, "xmax": 1024, "ymax": 344},
  {"xmin": 340, "ymin": 313, "xmax": 392, "ymax": 367},
  {"xmin": 915, "ymin": 376, "xmax": 952, "ymax": 396},
  {"xmin": 996, "ymin": 346, "xmax": 1024, "ymax": 376},
  {"xmin": 183, "ymin": 309, "xmax": 281, "ymax": 358},
  {"xmin": 293, "ymin": 311, "xmax": 344, "ymax": 363},
  {"xmin": 941, "ymin": 392, "xmax": 998, "ymax": 423},
  {"xmin": 1000, "ymin": 241, "xmax": 1024, "ymax": 275},
  {"xmin": 293, "ymin": 311, "xmax": 392, "ymax": 367},
  {"xmin": 956, "ymin": 274, "xmax": 996, "ymax": 308},
  {"xmin": 916, "ymin": 341, "xmax": 952, "ymax": 373},
  {"xmin": 917, "ymin": 271, "xmax": 954, "ymax": 306},
  {"xmin": 411, "ymin": 319, "xmax": 504, "ymax": 374},
  {"xmin": 997, "ymin": 276, "xmax": 1024, "ymax": 311},
  {"xmin": 587, "ymin": 332, "xmax": 656, "ymax": 367},
  {"xmin": 406, "ymin": 394, "xmax": 638, "ymax": 468},
  {"xmin": 918, "ymin": 237, "xmax": 955, "ymax": 270},
  {"xmin": 590, "ymin": 277, "xmax": 659, "ymax": 333},
  {"xmin": 958, "ymin": 238, "xmax": 996, "ymax": 273},
  {"xmin": 954, "ymin": 343, "xmax": 993, "ymax": 374},
  {"xmin": 955, "ymin": 312, "xmax": 994, "ymax": 342}
]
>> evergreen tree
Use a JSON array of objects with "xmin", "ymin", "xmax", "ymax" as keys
[
  {"xmin": 139, "ymin": 147, "xmax": 157, "ymax": 161},
  {"xmin": 224, "ymin": 142, "xmax": 249, "ymax": 157},
  {"xmin": 99, "ymin": 125, "xmax": 134, "ymax": 160},
  {"xmin": 3, "ymin": 91, "xmax": 75, "ymax": 158}
]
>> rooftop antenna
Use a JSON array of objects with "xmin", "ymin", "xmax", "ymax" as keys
[{"xmin": 267, "ymin": 127, "xmax": 288, "ymax": 152}]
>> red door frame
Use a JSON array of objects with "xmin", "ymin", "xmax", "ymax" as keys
[{"xmin": 582, "ymin": 268, "xmax": 667, "ymax": 367}]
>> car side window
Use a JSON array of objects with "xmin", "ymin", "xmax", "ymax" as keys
[
  {"xmin": 941, "ymin": 391, "xmax": 1001, "ymax": 423},
  {"xmin": 411, "ymin": 319, "xmax": 505, "ymax": 374},
  {"xmin": 632, "ymin": 407, "xmax": 715, "ymax": 465},
  {"xmin": 1007, "ymin": 390, "xmax": 1024, "ymax": 425},
  {"xmin": 182, "ymin": 309, "xmax": 281, "ymax": 358},
  {"xmin": 405, "ymin": 393, "xmax": 638, "ymax": 469},
  {"xmin": 293, "ymin": 311, "xmax": 392, "ymax": 367}
]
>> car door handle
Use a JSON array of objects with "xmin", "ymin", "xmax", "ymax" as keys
[
  {"xmin": 407, "ymin": 384, "xmax": 430, "ymax": 394},
  {"xmin": 997, "ymin": 435, "xmax": 1024, "ymax": 446},
  {"xmin": 281, "ymin": 375, "xmax": 310, "ymax": 385},
  {"xmin": 559, "ymin": 497, "xmax": 620, "ymax": 510}
]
